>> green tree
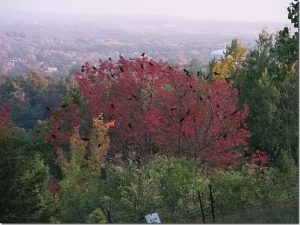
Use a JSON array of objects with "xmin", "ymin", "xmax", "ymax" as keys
[
  {"xmin": 233, "ymin": 26, "xmax": 298, "ymax": 167},
  {"xmin": 0, "ymin": 127, "xmax": 50, "ymax": 223}
]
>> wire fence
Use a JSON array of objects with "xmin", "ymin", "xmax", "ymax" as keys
[
  {"xmin": 105, "ymin": 181, "xmax": 298, "ymax": 223},
  {"xmin": 185, "ymin": 183, "xmax": 299, "ymax": 223}
]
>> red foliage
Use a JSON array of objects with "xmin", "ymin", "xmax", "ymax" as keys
[
  {"xmin": 47, "ymin": 177, "xmax": 61, "ymax": 198},
  {"xmin": 73, "ymin": 56, "xmax": 250, "ymax": 168},
  {"xmin": 46, "ymin": 103, "xmax": 81, "ymax": 146},
  {"xmin": 0, "ymin": 103, "xmax": 9, "ymax": 128},
  {"xmin": 251, "ymin": 150, "xmax": 270, "ymax": 167}
]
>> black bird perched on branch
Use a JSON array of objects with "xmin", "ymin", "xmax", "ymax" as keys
[
  {"xmin": 168, "ymin": 66, "xmax": 173, "ymax": 70},
  {"xmin": 180, "ymin": 117, "xmax": 185, "ymax": 123},
  {"xmin": 128, "ymin": 123, "xmax": 132, "ymax": 128},
  {"xmin": 51, "ymin": 133, "xmax": 56, "ymax": 139},
  {"xmin": 225, "ymin": 77, "xmax": 232, "ymax": 83},
  {"xmin": 81, "ymin": 137, "xmax": 90, "ymax": 141},
  {"xmin": 186, "ymin": 109, "xmax": 190, "ymax": 115},
  {"xmin": 119, "ymin": 66, "xmax": 124, "ymax": 72},
  {"xmin": 232, "ymin": 109, "xmax": 238, "ymax": 115},
  {"xmin": 61, "ymin": 103, "xmax": 67, "ymax": 108},
  {"xmin": 183, "ymin": 69, "xmax": 191, "ymax": 76},
  {"xmin": 111, "ymin": 104, "xmax": 115, "ymax": 109},
  {"xmin": 141, "ymin": 52, "xmax": 145, "ymax": 57},
  {"xmin": 109, "ymin": 57, "xmax": 112, "ymax": 61},
  {"xmin": 197, "ymin": 71, "xmax": 200, "ymax": 76}
]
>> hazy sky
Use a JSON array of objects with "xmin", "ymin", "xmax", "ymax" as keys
[{"xmin": 0, "ymin": 0, "xmax": 292, "ymax": 23}]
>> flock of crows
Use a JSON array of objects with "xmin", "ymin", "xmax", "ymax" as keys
[
  {"xmin": 79, "ymin": 52, "xmax": 217, "ymax": 79},
  {"xmin": 46, "ymin": 53, "xmax": 239, "ymax": 142}
]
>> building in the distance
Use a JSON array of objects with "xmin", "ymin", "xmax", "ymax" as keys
[{"xmin": 210, "ymin": 49, "xmax": 226, "ymax": 61}]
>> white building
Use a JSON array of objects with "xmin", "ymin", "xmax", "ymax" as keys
[{"xmin": 210, "ymin": 49, "xmax": 226, "ymax": 61}]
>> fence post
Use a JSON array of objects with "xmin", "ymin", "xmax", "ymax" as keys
[
  {"xmin": 208, "ymin": 184, "xmax": 216, "ymax": 223},
  {"xmin": 107, "ymin": 210, "xmax": 112, "ymax": 223},
  {"xmin": 197, "ymin": 190, "xmax": 206, "ymax": 223}
]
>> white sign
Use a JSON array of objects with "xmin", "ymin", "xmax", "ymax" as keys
[{"xmin": 145, "ymin": 213, "xmax": 161, "ymax": 224}]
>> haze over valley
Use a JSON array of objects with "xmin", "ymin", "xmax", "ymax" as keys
[{"xmin": 0, "ymin": 11, "xmax": 288, "ymax": 76}]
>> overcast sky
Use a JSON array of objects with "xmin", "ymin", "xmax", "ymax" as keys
[{"xmin": 0, "ymin": 0, "xmax": 292, "ymax": 23}]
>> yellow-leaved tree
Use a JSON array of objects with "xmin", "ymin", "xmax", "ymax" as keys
[
  {"xmin": 52, "ymin": 118, "xmax": 115, "ymax": 223},
  {"xmin": 213, "ymin": 39, "xmax": 247, "ymax": 80}
]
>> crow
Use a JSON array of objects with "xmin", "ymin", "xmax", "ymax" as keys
[
  {"xmin": 98, "ymin": 143, "xmax": 101, "ymax": 147},
  {"xmin": 111, "ymin": 104, "xmax": 115, "ymax": 109},
  {"xmin": 183, "ymin": 69, "xmax": 190, "ymax": 76},
  {"xmin": 199, "ymin": 96, "xmax": 203, "ymax": 100},
  {"xmin": 119, "ymin": 66, "xmax": 124, "ymax": 72},
  {"xmin": 186, "ymin": 109, "xmax": 190, "ymax": 115},
  {"xmin": 168, "ymin": 66, "xmax": 173, "ymax": 70},
  {"xmin": 51, "ymin": 133, "xmax": 56, "ymax": 139},
  {"xmin": 109, "ymin": 57, "xmax": 112, "ymax": 61},
  {"xmin": 180, "ymin": 117, "xmax": 185, "ymax": 123},
  {"xmin": 81, "ymin": 65, "xmax": 85, "ymax": 69},
  {"xmin": 81, "ymin": 68, "xmax": 85, "ymax": 73},
  {"xmin": 128, "ymin": 123, "xmax": 132, "ymax": 128},
  {"xmin": 244, "ymin": 151, "xmax": 251, "ymax": 157},
  {"xmin": 141, "ymin": 52, "xmax": 145, "ymax": 56},
  {"xmin": 197, "ymin": 71, "xmax": 200, "ymax": 76},
  {"xmin": 225, "ymin": 77, "xmax": 232, "ymax": 83},
  {"xmin": 217, "ymin": 104, "xmax": 220, "ymax": 108},
  {"xmin": 81, "ymin": 137, "xmax": 90, "ymax": 141}
]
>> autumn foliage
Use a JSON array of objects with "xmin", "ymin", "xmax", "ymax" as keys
[
  {"xmin": 0, "ymin": 103, "xmax": 9, "ymax": 140},
  {"xmin": 56, "ymin": 56, "xmax": 249, "ymax": 168},
  {"xmin": 250, "ymin": 150, "xmax": 270, "ymax": 167},
  {"xmin": 0, "ymin": 103, "xmax": 9, "ymax": 128}
]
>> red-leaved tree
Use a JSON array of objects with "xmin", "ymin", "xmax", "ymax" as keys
[
  {"xmin": 0, "ymin": 103, "xmax": 9, "ymax": 128},
  {"xmin": 72, "ymin": 56, "xmax": 250, "ymax": 168}
]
